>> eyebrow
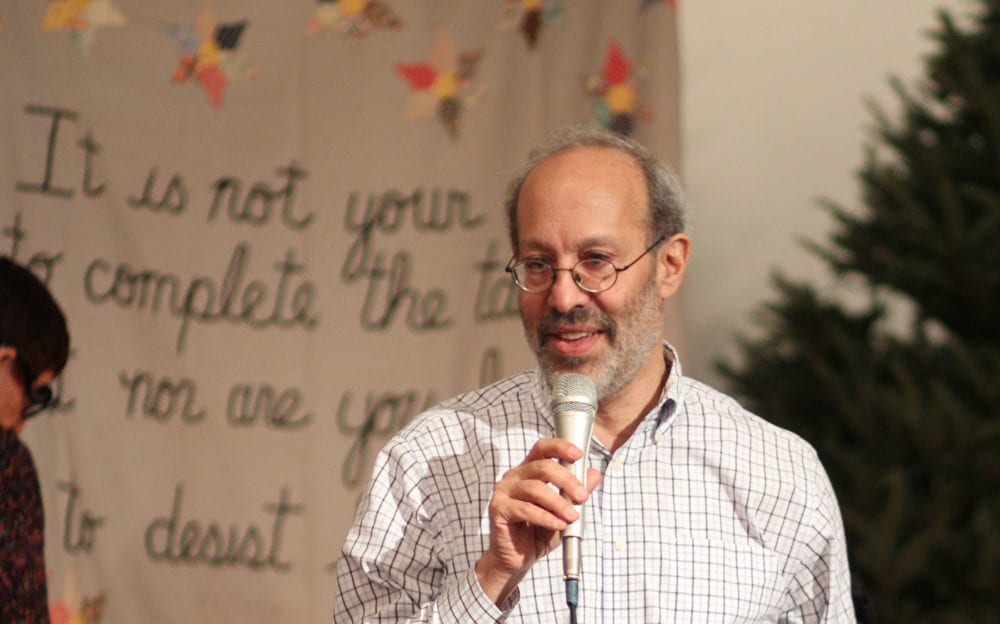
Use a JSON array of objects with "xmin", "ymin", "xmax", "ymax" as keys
[{"xmin": 518, "ymin": 235, "xmax": 620, "ymax": 255}]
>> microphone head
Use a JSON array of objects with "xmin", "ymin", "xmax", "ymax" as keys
[{"xmin": 551, "ymin": 373, "xmax": 597, "ymax": 417}]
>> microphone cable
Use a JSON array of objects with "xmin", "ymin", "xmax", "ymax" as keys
[{"xmin": 566, "ymin": 578, "xmax": 579, "ymax": 624}]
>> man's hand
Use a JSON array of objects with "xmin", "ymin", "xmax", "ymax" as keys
[{"xmin": 474, "ymin": 438, "xmax": 602, "ymax": 606}]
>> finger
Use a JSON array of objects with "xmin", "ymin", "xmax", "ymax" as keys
[
  {"xmin": 506, "ymin": 458, "xmax": 590, "ymax": 504},
  {"xmin": 525, "ymin": 437, "xmax": 585, "ymax": 464},
  {"xmin": 491, "ymin": 476, "xmax": 582, "ymax": 530},
  {"xmin": 497, "ymin": 478, "xmax": 581, "ymax": 524},
  {"xmin": 585, "ymin": 467, "xmax": 603, "ymax": 493},
  {"xmin": 498, "ymin": 498, "xmax": 572, "ymax": 532}
]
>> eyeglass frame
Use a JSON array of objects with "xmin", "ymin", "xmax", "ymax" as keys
[
  {"xmin": 505, "ymin": 235, "xmax": 666, "ymax": 294},
  {"xmin": 0, "ymin": 341, "xmax": 59, "ymax": 420}
]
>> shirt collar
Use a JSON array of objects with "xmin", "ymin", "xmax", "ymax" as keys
[
  {"xmin": 656, "ymin": 340, "xmax": 683, "ymax": 431},
  {"xmin": 530, "ymin": 340, "xmax": 686, "ymax": 433}
]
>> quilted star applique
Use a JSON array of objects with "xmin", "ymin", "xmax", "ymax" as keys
[
  {"xmin": 395, "ymin": 31, "xmax": 482, "ymax": 139},
  {"xmin": 306, "ymin": 0, "xmax": 403, "ymax": 38},
  {"xmin": 583, "ymin": 40, "xmax": 651, "ymax": 137},
  {"xmin": 640, "ymin": 0, "xmax": 677, "ymax": 10},
  {"xmin": 49, "ymin": 566, "xmax": 107, "ymax": 624},
  {"xmin": 167, "ymin": 1, "xmax": 258, "ymax": 109},
  {"xmin": 500, "ymin": 0, "xmax": 564, "ymax": 49},
  {"xmin": 41, "ymin": 0, "xmax": 125, "ymax": 52}
]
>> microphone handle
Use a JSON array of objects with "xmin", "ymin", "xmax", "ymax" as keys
[
  {"xmin": 557, "ymin": 415, "xmax": 592, "ymax": 581},
  {"xmin": 559, "ymin": 454, "xmax": 588, "ymax": 541}
]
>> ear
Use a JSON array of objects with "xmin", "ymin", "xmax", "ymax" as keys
[
  {"xmin": 0, "ymin": 345, "xmax": 15, "ymax": 362},
  {"xmin": 655, "ymin": 233, "xmax": 690, "ymax": 299}
]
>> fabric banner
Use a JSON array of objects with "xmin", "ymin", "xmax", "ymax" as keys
[{"xmin": 1, "ymin": 1, "xmax": 679, "ymax": 621}]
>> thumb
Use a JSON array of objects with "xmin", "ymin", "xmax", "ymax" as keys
[{"xmin": 585, "ymin": 468, "xmax": 602, "ymax": 494}]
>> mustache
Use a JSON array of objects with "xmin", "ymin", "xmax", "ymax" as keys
[{"xmin": 536, "ymin": 307, "xmax": 617, "ymax": 345}]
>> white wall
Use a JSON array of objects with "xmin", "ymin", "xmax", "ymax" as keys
[{"xmin": 679, "ymin": 0, "xmax": 966, "ymax": 386}]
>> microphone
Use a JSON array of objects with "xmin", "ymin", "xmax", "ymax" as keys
[{"xmin": 551, "ymin": 373, "xmax": 597, "ymax": 592}]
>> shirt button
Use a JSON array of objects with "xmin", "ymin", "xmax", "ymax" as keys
[
  {"xmin": 611, "ymin": 460, "xmax": 624, "ymax": 474},
  {"xmin": 614, "ymin": 537, "xmax": 626, "ymax": 551},
  {"xmin": 654, "ymin": 432, "xmax": 664, "ymax": 442}
]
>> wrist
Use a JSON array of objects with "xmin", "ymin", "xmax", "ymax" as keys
[{"xmin": 474, "ymin": 551, "xmax": 524, "ymax": 608}]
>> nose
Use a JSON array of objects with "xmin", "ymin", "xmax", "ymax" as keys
[{"xmin": 547, "ymin": 268, "xmax": 590, "ymax": 313}]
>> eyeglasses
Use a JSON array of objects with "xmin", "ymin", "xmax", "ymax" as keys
[
  {"xmin": 505, "ymin": 236, "xmax": 665, "ymax": 294},
  {"xmin": 21, "ymin": 374, "xmax": 57, "ymax": 420},
  {"xmin": 0, "ymin": 341, "xmax": 59, "ymax": 420}
]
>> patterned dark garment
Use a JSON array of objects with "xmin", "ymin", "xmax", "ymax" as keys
[{"xmin": 0, "ymin": 426, "xmax": 50, "ymax": 624}]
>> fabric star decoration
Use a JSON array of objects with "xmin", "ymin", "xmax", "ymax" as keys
[
  {"xmin": 395, "ymin": 31, "xmax": 482, "ymax": 139},
  {"xmin": 640, "ymin": 0, "xmax": 677, "ymax": 10},
  {"xmin": 167, "ymin": 1, "xmax": 258, "ymax": 110},
  {"xmin": 583, "ymin": 39, "xmax": 651, "ymax": 137},
  {"xmin": 40, "ymin": 0, "xmax": 125, "ymax": 53},
  {"xmin": 306, "ymin": 0, "xmax": 403, "ymax": 39},
  {"xmin": 500, "ymin": 0, "xmax": 564, "ymax": 49},
  {"xmin": 49, "ymin": 566, "xmax": 107, "ymax": 624}
]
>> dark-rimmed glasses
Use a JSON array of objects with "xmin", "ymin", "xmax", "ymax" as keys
[
  {"xmin": 505, "ymin": 236, "xmax": 665, "ymax": 294},
  {"xmin": 1, "ymin": 342, "xmax": 59, "ymax": 420}
]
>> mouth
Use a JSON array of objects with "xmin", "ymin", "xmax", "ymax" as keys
[
  {"xmin": 534, "ymin": 308, "xmax": 615, "ymax": 361},
  {"xmin": 544, "ymin": 326, "xmax": 603, "ymax": 357}
]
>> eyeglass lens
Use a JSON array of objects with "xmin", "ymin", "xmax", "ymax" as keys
[
  {"xmin": 510, "ymin": 259, "xmax": 607, "ymax": 292},
  {"xmin": 12, "ymin": 353, "xmax": 56, "ymax": 418},
  {"xmin": 508, "ymin": 236, "xmax": 665, "ymax": 294}
]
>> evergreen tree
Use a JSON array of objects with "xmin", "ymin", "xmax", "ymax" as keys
[{"xmin": 717, "ymin": 2, "xmax": 1000, "ymax": 622}]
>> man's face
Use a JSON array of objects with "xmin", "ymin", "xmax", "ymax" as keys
[
  {"xmin": 0, "ymin": 347, "xmax": 54, "ymax": 434},
  {"xmin": 514, "ymin": 146, "xmax": 667, "ymax": 400}
]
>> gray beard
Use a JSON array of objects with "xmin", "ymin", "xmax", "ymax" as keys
[{"xmin": 528, "ymin": 275, "xmax": 664, "ymax": 401}]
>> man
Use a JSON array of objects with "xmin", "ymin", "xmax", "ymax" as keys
[
  {"xmin": 1, "ymin": 256, "xmax": 71, "ymax": 624},
  {"xmin": 335, "ymin": 128, "xmax": 855, "ymax": 622}
]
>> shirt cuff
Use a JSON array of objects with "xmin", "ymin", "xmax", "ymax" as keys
[{"xmin": 436, "ymin": 567, "xmax": 520, "ymax": 623}]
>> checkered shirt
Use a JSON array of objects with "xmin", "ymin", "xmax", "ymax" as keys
[{"xmin": 334, "ymin": 344, "xmax": 856, "ymax": 623}]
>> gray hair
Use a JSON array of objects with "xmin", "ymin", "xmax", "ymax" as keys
[{"xmin": 503, "ymin": 127, "xmax": 687, "ymax": 252}]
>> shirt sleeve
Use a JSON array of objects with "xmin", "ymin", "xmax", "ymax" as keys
[
  {"xmin": 333, "ymin": 436, "xmax": 515, "ymax": 623},
  {"xmin": 780, "ymin": 448, "xmax": 856, "ymax": 624}
]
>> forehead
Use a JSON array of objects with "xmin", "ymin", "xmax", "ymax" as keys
[{"xmin": 516, "ymin": 146, "xmax": 648, "ymax": 249}]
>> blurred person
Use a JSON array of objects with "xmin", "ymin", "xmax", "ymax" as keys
[{"xmin": 1, "ymin": 256, "xmax": 70, "ymax": 624}]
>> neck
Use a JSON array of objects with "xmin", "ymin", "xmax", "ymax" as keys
[{"xmin": 592, "ymin": 350, "xmax": 669, "ymax": 453}]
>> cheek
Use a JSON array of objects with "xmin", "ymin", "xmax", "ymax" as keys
[
  {"xmin": 517, "ymin": 294, "xmax": 542, "ymax": 321},
  {"xmin": 0, "ymin": 398, "xmax": 23, "ymax": 429},
  {"xmin": 597, "ymin": 292, "xmax": 631, "ymax": 319}
]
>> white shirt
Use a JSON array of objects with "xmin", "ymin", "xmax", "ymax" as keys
[{"xmin": 335, "ymin": 344, "xmax": 856, "ymax": 623}]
